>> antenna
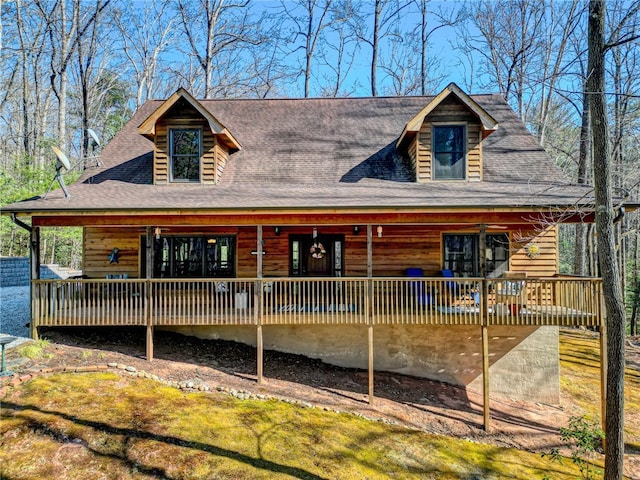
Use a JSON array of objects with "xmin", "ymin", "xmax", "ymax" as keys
[{"xmin": 43, "ymin": 146, "xmax": 71, "ymax": 200}]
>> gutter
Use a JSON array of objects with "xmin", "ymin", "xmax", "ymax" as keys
[{"xmin": 10, "ymin": 213, "xmax": 32, "ymax": 233}]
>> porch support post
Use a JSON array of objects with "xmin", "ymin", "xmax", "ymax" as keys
[
  {"xmin": 481, "ymin": 321, "xmax": 490, "ymax": 431},
  {"xmin": 479, "ymin": 224, "xmax": 490, "ymax": 431},
  {"xmin": 146, "ymin": 324, "xmax": 154, "ymax": 362},
  {"xmin": 256, "ymin": 225, "xmax": 264, "ymax": 385},
  {"xmin": 367, "ymin": 225, "xmax": 374, "ymax": 405},
  {"xmin": 478, "ymin": 224, "xmax": 486, "ymax": 278},
  {"xmin": 145, "ymin": 226, "xmax": 154, "ymax": 361},
  {"xmin": 30, "ymin": 226, "xmax": 40, "ymax": 340},
  {"xmin": 600, "ymin": 322, "xmax": 607, "ymax": 434}
]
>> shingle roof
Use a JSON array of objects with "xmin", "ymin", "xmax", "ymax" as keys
[{"xmin": 3, "ymin": 94, "xmax": 595, "ymax": 214}]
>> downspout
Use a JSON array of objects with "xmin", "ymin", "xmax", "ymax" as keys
[
  {"xmin": 10, "ymin": 213, "xmax": 39, "ymax": 339},
  {"xmin": 10, "ymin": 212, "xmax": 32, "ymax": 234}
]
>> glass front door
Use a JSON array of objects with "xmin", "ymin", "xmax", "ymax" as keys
[{"xmin": 290, "ymin": 234, "xmax": 344, "ymax": 277}]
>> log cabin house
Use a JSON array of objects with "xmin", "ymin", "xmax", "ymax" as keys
[{"xmin": 3, "ymin": 83, "xmax": 609, "ymax": 428}]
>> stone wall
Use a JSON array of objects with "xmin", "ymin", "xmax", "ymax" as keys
[
  {"xmin": 0, "ymin": 257, "xmax": 81, "ymax": 287},
  {"xmin": 0, "ymin": 257, "xmax": 30, "ymax": 287},
  {"xmin": 168, "ymin": 324, "xmax": 559, "ymax": 404}
]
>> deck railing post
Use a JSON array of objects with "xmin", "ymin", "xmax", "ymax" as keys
[
  {"xmin": 146, "ymin": 279, "xmax": 153, "ymax": 361},
  {"xmin": 256, "ymin": 225, "xmax": 264, "ymax": 385},
  {"xmin": 30, "ymin": 227, "xmax": 40, "ymax": 340}
]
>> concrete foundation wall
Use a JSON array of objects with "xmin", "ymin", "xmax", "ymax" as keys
[{"xmin": 169, "ymin": 324, "xmax": 559, "ymax": 404}]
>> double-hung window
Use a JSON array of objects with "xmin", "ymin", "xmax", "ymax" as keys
[
  {"xmin": 433, "ymin": 125, "xmax": 466, "ymax": 180},
  {"xmin": 170, "ymin": 128, "xmax": 201, "ymax": 182}
]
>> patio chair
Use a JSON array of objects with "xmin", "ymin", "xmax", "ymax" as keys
[{"xmin": 495, "ymin": 271, "xmax": 527, "ymax": 314}]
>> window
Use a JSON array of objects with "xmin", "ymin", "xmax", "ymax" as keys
[
  {"xmin": 443, "ymin": 233, "xmax": 509, "ymax": 277},
  {"xmin": 170, "ymin": 129, "xmax": 201, "ymax": 182},
  {"xmin": 147, "ymin": 235, "xmax": 235, "ymax": 278},
  {"xmin": 433, "ymin": 125, "xmax": 465, "ymax": 180}
]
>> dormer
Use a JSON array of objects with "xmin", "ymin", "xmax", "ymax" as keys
[
  {"xmin": 138, "ymin": 88, "xmax": 240, "ymax": 185},
  {"xmin": 397, "ymin": 83, "xmax": 498, "ymax": 183}
]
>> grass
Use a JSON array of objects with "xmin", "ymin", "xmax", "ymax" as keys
[
  {"xmin": 559, "ymin": 329, "xmax": 640, "ymax": 456},
  {"xmin": 0, "ymin": 330, "xmax": 637, "ymax": 479}
]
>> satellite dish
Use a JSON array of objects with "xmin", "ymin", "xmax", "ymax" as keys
[
  {"xmin": 44, "ymin": 146, "xmax": 71, "ymax": 200},
  {"xmin": 52, "ymin": 146, "xmax": 71, "ymax": 170},
  {"xmin": 87, "ymin": 128, "xmax": 101, "ymax": 147}
]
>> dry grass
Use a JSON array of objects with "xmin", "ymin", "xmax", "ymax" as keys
[{"xmin": 0, "ymin": 329, "xmax": 637, "ymax": 479}]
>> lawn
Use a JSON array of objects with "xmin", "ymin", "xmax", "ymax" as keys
[{"xmin": 0, "ymin": 330, "xmax": 637, "ymax": 479}]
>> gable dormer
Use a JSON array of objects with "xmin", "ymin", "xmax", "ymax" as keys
[
  {"xmin": 397, "ymin": 83, "xmax": 498, "ymax": 183},
  {"xmin": 138, "ymin": 88, "xmax": 240, "ymax": 185}
]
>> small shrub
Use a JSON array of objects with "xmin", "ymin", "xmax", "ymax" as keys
[
  {"xmin": 79, "ymin": 350, "xmax": 93, "ymax": 360},
  {"xmin": 17, "ymin": 339, "xmax": 52, "ymax": 360},
  {"xmin": 542, "ymin": 415, "xmax": 604, "ymax": 480}
]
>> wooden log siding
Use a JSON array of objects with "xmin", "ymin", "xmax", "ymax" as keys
[
  {"xmin": 81, "ymin": 225, "xmax": 557, "ymax": 282},
  {"xmin": 32, "ymin": 277, "xmax": 603, "ymax": 330},
  {"xmin": 153, "ymin": 115, "xmax": 229, "ymax": 185},
  {"xmin": 415, "ymin": 96, "xmax": 482, "ymax": 182},
  {"xmin": 83, "ymin": 227, "xmax": 141, "ymax": 279},
  {"xmin": 510, "ymin": 228, "xmax": 559, "ymax": 275}
]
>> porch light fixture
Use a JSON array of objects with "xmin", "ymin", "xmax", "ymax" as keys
[
  {"xmin": 313, "ymin": 227, "xmax": 318, "ymax": 239},
  {"xmin": 274, "ymin": 226, "xmax": 281, "ymax": 236},
  {"xmin": 154, "ymin": 227, "xmax": 162, "ymax": 240},
  {"xmin": 377, "ymin": 225, "xmax": 383, "ymax": 238},
  {"xmin": 353, "ymin": 225, "xmax": 359, "ymax": 235}
]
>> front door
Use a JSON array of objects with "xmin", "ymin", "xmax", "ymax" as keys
[{"xmin": 290, "ymin": 234, "xmax": 344, "ymax": 277}]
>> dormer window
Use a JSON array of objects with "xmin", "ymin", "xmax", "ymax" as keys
[
  {"xmin": 170, "ymin": 128, "xmax": 201, "ymax": 182},
  {"xmin": 433, "ymin": 125, "xmax": 465, "ymax": 180}
]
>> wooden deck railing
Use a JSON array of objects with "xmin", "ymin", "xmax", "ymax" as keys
[{"xmin": 31, "ymin": 276, "xmax": 603, "ymax": 330}]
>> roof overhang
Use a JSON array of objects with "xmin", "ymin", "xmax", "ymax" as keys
[
  {"xmin": 137, "ymin": 87, "xmax": 241, "ymax": 151},
  {"xmin": 397, "ymin": 82, "xmax": 499, "ymax": 149}
]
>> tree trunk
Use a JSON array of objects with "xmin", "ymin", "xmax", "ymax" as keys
[
  {"xmin": 588, "ymin": 1, "xmax": 625, "ymax": 478},
  {"xmin": 370, "ymin": 0, "xmax": 380, "ymax": 96}
]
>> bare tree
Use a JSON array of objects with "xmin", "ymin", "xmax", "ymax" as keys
[
  {"xmin": 413, "ymin": 0, "xmax": 463, "ymax": 96},
  {"xmin": 534, "ymin": 0, "xmax": 584, "ymax": 146},
  {"xmin": 317, "ymin": 13, "xmax": 359, "ymax": 97},
  {"xmin": 278, "ymin": 0, "xmax": 340, "ymax": 98},
  {"xmin": 176, "ymin": 0, "xmax": 265, "ymax": 98},
  {"xmin": 34, "ymin": 0, "xmax": 110, "ymax": 149},
  {"xmin": 350, "ymin": 0, "xmax": 409, "ymax": 96},
  {"xmin": 113, "ymin": 0, "xmax": 175, "ymax": 108}
]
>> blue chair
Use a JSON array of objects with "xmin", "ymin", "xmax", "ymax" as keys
[
  {"xmin": 407, "ymin": 268, "xmax": 432, "ymax": 306},
  {"xmin": 441, "ymin": 269, "xmax": 460, "ymax": 300}
]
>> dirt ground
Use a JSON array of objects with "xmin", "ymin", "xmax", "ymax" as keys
[{"xmin": 3, "ymin": 327, "xmax": 639, "ymax": 478}]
